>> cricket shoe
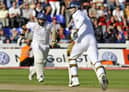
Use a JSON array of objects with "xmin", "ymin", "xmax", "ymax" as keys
[
  {"xmin": 98, "ymin": 74, "xmax": 109, "ymax": 91},
  {"xmin": 28, "ymin": 74, "xmax": 33, "ymax": 80},
  {"xmin": 28, "ymin": 67, "xmax": 35, "ymax": 80},
  {"xmin": 38, "ymin": 75, "xmax": 45, "ymax": 82},
  {"xmin": 69, "ymin": 77, "xmax": 80, "ymax": 87}
]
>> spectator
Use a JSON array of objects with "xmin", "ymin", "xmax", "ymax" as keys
[
  {"xmin": 116, "ymin": 25, "xmax": 126, "ymax": 43},
  {"xmin": 103, "ymin": 4, "xmax": 109, "ymax": 16},
  {"xmin": 107, "ymin": 16, "xmax": 116, "ymax": 29},
  {"xmin": 114, "ymin": 16, "xmax": 124, "ymax": 28},
  {"xmin": 28, "ymin": 0, "xmax": 36, "ymax": 9},
  {"xmin": 22, "ymin": 25, "xmax": 33, "ymax": 43},
  {"xmin": 50, "ymin": 17, "xmax": 60, "ymax": 48},
  {"xmin": 98, "ymin": 15, "xmax": 107, "ymax": 34},
  {"xmin": 17, "ymin": 24, "xmax": 33, "ymax": 46},
  {"xmin": 37, "ymin": 0, "xmax": 52, "ymax": 22},
  {"xmin": 0, "ymin": 0, "xmax": 128, "ymax": 44},
  {"xmin": 116, "ymin": 0, "xmax": 126, "ymax": 10},
  {"xmin": 124, "ymin": 4, "xmax": 129, "ymax": 23},
  {"xmin": 58, "ymin": 24, "xmax": 65, "ymax": 41},
  {"xmin": 95, "ymin": 26, "xmax": 104, "ymax": 43},
  {"xmin": 10, "ymin": 28, "xmax": 19, "ymax": 43},
  {"xmin": 63, "ymin": 0, "xmax": 71, "ymax": 8},
  {"xmin": 41, "ymin": 0, "xmax": 51, "ymax": 16},
  {"xmin": 21, "ymin": 2, "xmax": 33, "ymax": 23},
  {"xmin": 32, "ymin": 2, "xmax": 44, "ymax": 17},
  {"xmin": 96, "ymin": 4, "xmax": 105, "ymax": 18},
  {"xmin": 15, "ymin": 0, "xmax": 24, "ymax": 7},
  {"xmin": 96, "ymin": 5, "xmax": 107, "ymax": 35},
  {"xmin": 64, "ymin": 0, "xmax": 71, "ymax": 26},
  {"xmin": 8, "ymin": 1, "xmax": 21, "ymax": 28},
  {"xmin": 37, "ymin": 0, "xmax": 46, "ymax": 2},
  {"xmin": 92, "ymin": 18, "xmax": 104, "ymax": 43},
  {"xmin": 0, "ymin": 28, "xmax": 6, "ymax": 43},
  {"xmin": 92, "ymin": 0, "xmax": 104, "ymax": 6},
  {"xmin": 104, "ymin": 4, "xmax": 112, "ymax": 21},
  {"xmin": 112, "ymin": 5, "xmax": 124, "ymax": 22},
  {"xmin": 4, "ymin": 0, "xmax": 13, "ymax": 8},
  {"xmin": 107, "ymin": 0, "xmax": 117, "ymax": 12},
  {"xmin": 103, "ymin": 26, "xmax": 117, "ymax": 43},
  {"xmin": 0, "ymin": 1, "xmax": 3, "ymax": 9},
  {"xmin": 123, "ymin": 24, "xmax": 129, "ymax": 40},
  {"xmin": 88, "ymin": 2, "xmax": 97, "ymax": 20},
  {"xmin": 17, "ymin": 33, "xmax": 25, "ymax": 46},
  {"xmin": 0, "ymin": 4, "xmax": 9, "ymax": 27},
  {"xmin": 60, "ymin": 0, "xmax": 66, "ymax": 16},
  {"xmin": 48, "ymin": 0, "xmax": 60, "ymax": 17},
  {"xmin": 23, "ymin": 0, "xmax": 36, "ymax": 4}
]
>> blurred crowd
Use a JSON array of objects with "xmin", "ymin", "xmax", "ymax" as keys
[{"xmin": 0, "ymin": 0, "xmax": 129, "ymax": 47}]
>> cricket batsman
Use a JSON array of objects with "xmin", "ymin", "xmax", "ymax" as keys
[{"xmin": 66, "ymin": 1, "xmax": 109, "ymax": 90}]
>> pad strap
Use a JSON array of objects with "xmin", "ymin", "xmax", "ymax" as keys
[
  {"xmin": 71, "ymin": 75, "xmax": 78, "ymax": 78},
  {"xmin": 96, "ymin": 65, "xmax": 106, "ymax": 74},
  {"xmin": 69, "ymin": 64, "xmax": 78, "ymax": 67},
  {"xmin": 68, "ymin": 59, "xmax": 76, "ymax": 61}
]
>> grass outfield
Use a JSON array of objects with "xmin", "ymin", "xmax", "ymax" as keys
[{"xmin": 0, "ymin": 69, "xmax": 129, "ymax": 89}]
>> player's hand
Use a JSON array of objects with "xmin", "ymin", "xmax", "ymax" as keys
[{"xmin": 71, "ymin": 29, "xmax": 78, "ymax": 40}]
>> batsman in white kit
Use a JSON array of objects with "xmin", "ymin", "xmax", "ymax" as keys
[
  {"xmin": 26, "ymin": 13, "xmax": 51, "ymax": 82},
  {"xmin": 67, "ymin": 1, "xmax": 108, "ymax": 90}
]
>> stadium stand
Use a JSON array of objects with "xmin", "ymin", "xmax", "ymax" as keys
[{"xmin": 0, "ymin": 0, "xmax": 128, "ymax": 47}]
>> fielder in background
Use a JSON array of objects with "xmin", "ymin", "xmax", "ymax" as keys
[
  {"xmin": 67, "ymin": 1, "xmax": 109, "ymax": 90},
  {"xmin": 16, "ymin": 40, "xmax": 34, "ymax": 66},
  {"xmin": 26, "ymin": 13, "xmax": 51, "ymax": 82}
]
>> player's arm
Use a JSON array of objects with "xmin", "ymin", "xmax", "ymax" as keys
[
  {"xmin": 67, "ymin": 19, "xmax": 79, "ymax": 40},
  {"xmin": 73, "ymin": 14, "xmax": 85, "ymax": 29},
  {"xmin": 71, "ymin": 14, "xmax": 85, "ymax": 40}
]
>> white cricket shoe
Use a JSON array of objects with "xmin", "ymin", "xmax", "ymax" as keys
[
  {"xmin": 69, "ymin": 77, "xmax": 80, "ymax": 87},
  {"xmin": 28, "ymin": 74, "xmax": 33, "ymax": 80},
  {"xmin": 98, "ymin": 74, "xmax": 109, "ymax": 91},
  {"xmin": 38, "ymin": 75, "xmax": 45, "ymax": 82},
  {"xmin": 28, "ymin": 67, "xmax": 35, "ymax": 80}
]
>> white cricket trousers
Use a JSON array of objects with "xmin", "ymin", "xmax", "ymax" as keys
[
  {"xmin": 32, "ymin": 40, "xmax": 49, "ymax": 79},
  {"xmin": 49, "ymin": 1, "xmax": 60, "ymax": 17},
  {"xmin": 70, "ymin": 34, "xmax": 98, "ymax": 64}
]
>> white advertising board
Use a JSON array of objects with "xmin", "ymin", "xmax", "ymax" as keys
[
  {"xmin": 46, "ymin": 49, "xmax": 89, "ymax": 68},
  {"xmin": 0, "ymin": 49, "xmax": 20, "ymax": 67},
  {"xmin": 99, "ymin": 49, "xmax": 125, "ymax": 65},
  {"xmin": 0, "ymin": 48, "xmax": 125, "ymax": 67}
]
